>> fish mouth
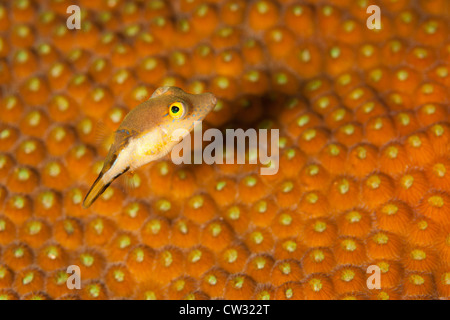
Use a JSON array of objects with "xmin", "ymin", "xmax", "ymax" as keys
[
  {"xmin": 206, "ymin": 92, "xmax": 217, "ymax": 106},
  {"xmin": 202, "ymin": 92, "xmax": 217, "ymax": 110},
  {"xmin": 82, "ymin": 166, "xmax": 130, "ymax": 208}
]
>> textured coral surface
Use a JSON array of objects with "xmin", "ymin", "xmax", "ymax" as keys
[{"xmin": 0, "ymin": 0, "xmax": 450, "ymax": 300}]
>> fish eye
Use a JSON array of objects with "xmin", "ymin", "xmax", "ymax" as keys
[{"xmin": 169, "ymin": 102, "xmax": 186, "ymax": 119}]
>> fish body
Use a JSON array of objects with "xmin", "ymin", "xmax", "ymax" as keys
[{"xmin": 83, "ymin": 86, "xmax": 217, "ymax": 208}]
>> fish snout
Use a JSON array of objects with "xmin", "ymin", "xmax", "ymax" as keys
[
  {"xmin": 200, "ymin": 92, "xmax": 217, "ymax": 108},
  {"xmin": 209, "ymin": 93, "xmax": 217, "ymax": 106}
]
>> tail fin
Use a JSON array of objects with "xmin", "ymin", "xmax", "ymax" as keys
[
  {"xmin": 83, "ymin": 164, "xmax": 130, "ymax": 208},
  {"xmin": 82, "ymin": 173, "xmax": 111, "ymax": 208}
]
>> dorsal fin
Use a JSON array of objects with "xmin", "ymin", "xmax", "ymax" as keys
[{"xmin": 150, "ymin": 86, "xmax": 171, "ymax": 99}]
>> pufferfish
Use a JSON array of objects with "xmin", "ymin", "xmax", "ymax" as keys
[{"xmin": 83, "ymin": 86, "xmax": 217, "ymax": 208}]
